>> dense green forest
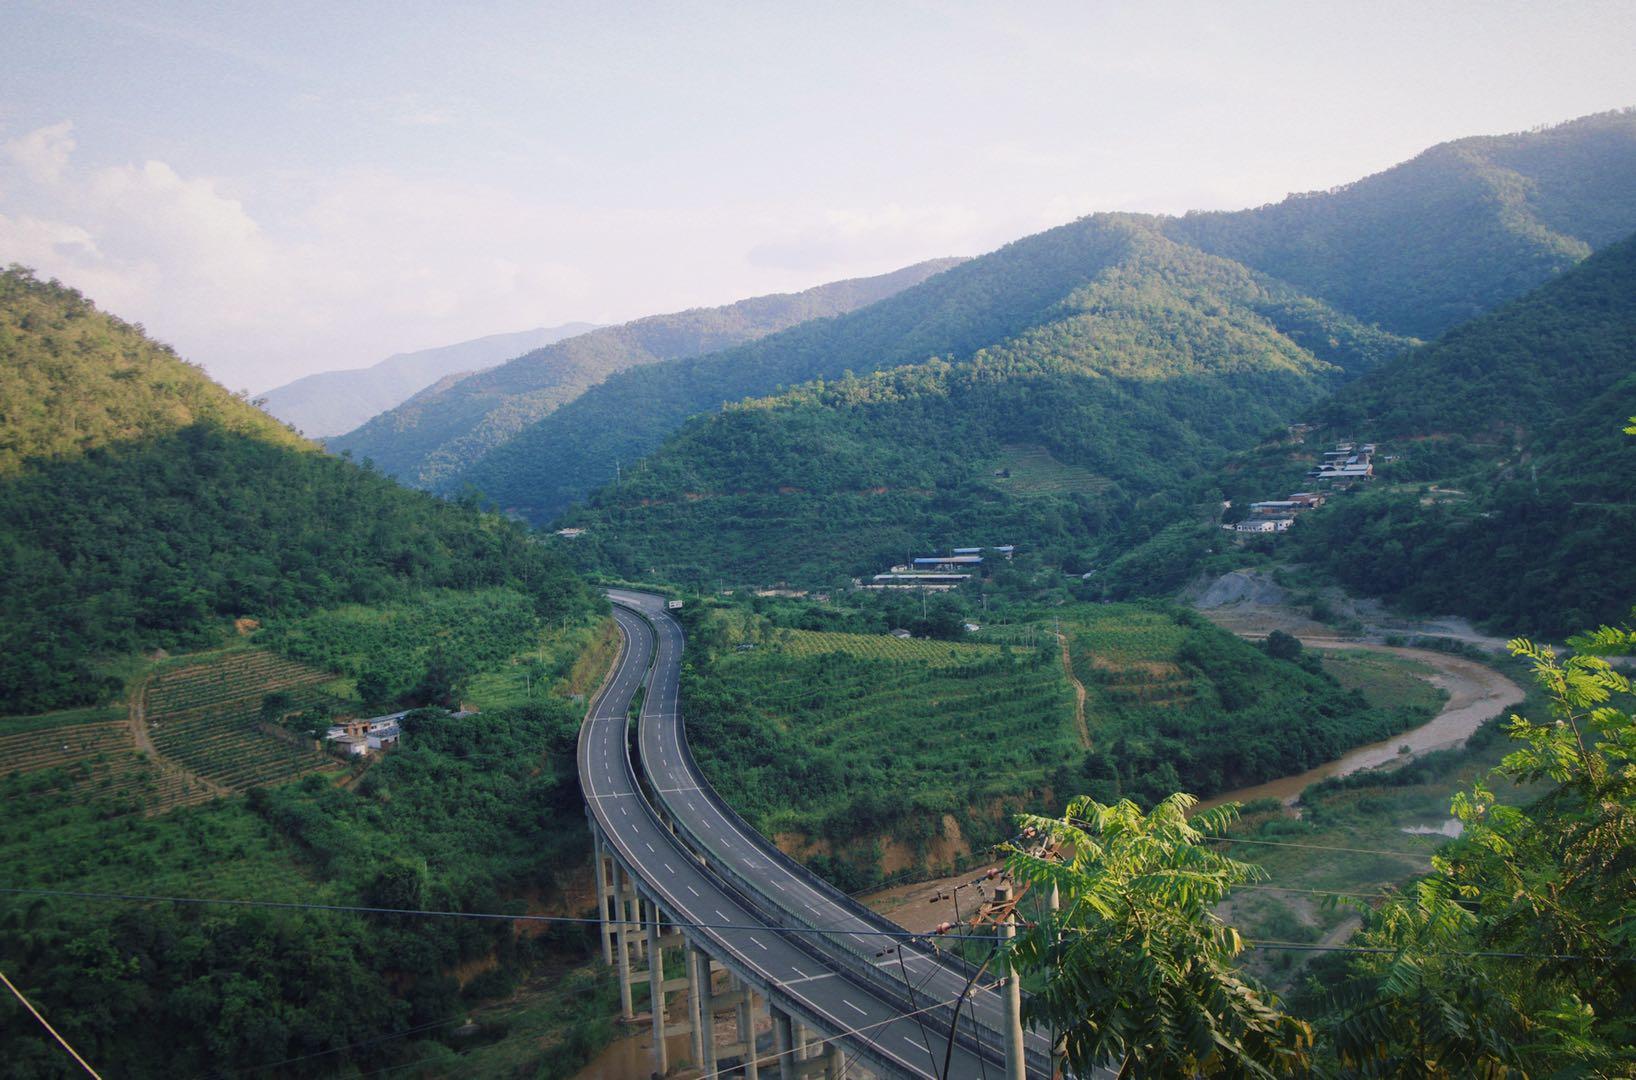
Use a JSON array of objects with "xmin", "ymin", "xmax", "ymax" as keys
[
  {"xmin": 551, "ymin": 218, "xmax": 1406, "ymax": 585},
  {"xmin": 1235, "ymin": 232, "xmax": 1636, "ymax": 637},
  {"xmin": 1165, "ymin": 108, "xmax": 1636, "ymax": 338},
  {"xmin": 0, "ymin": 269, "xmax": 590, "ymax": 715},
  {"xmin": 328, "ymin": 257, "xmax": 961, "ymax": 487},
  {"xmin": 2, "ymin": 690, "xmax": 614, "ymax": 1077}
]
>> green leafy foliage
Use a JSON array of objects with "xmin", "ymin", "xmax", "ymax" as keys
[
  {"xmin": 262, "ymin": 588, "xmax": 545, "ymax": 706},
  {"xmin": 0, "ymin": 266, "xmax": 305, "ymax": 475},
  {"xmin": 329, "ymin": 258, "xmax": 962, "ymax": 487},
  {"xmin": 682, "ymin": 601, "xmax": 1434, "ymax": 887},
  {"xmin": 0, "ymin": 684, "xmax": 606, "ymax": 1077},
  {"xmin": 1006, "ymin": 794, "xmax": 1311, "ymax": 1077},
  {"xmin": 1315, "ymin": 625, "xmax": 1636, "ymax": 1075}
]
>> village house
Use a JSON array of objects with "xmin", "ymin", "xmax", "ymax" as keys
[{"xmin": 325, "ymin": 710, "xmax": 408, "ymax": 758}]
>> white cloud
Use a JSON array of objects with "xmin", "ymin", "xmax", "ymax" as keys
[{"xmin": 5, "ymin": 121, "xmax": 75, "ymax": 185}]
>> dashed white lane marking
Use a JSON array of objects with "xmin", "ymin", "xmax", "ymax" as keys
[
  {"xmin": 664, "ymin": 862, "xmax": 676, "ymax": 874},
  {"xmin": 715, "ymin": 910, "xmax": 729, "ymax": 920},
  {"xmin": 791, "ymin": 965, "xmax": 809, "ymax": 979},
  {"xmin": 686, "ymin": 885, "xmax": 700, "ymax": 897},
  {"xmin": 749, "ymin": 936, "xmax": 768, "ymax": 951},
  {"xmin": 645, "ymin": 842, "xmax": 654, "ymax": 852},
  {"xmin": 620, "ymin": 806, "xmax": 628, "ymax": 816},
  {"xmin": 843, "ymin": 1000, "xmax": 867, "ymax": 1016}
]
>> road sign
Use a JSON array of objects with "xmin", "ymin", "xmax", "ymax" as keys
[{"xmin": 666, "ymin": 600, "xmax": 683, "ymax": 610}]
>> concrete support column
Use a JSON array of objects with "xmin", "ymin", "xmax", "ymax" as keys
[
  {"xmin": 997, "ymin": 884, "xmax": 1025, "ymax": 1080},
  {"xmin": 629, "ymin": 890, "xmax": 647, "ymax": 963},
  {"xmin": 697, "ymin": 951, "xmax": 719, "ymax": 1078},
  {"xmin": 612, "ymin": 862, "xmax": 635, "ymax": 1020},
  {"xmin": 736, "ymin": 981, "xmax": 759, "ymax": 1080},
  {"xmin": 772, "ymin": 1007, "xmax": 795, "ymax": 1080},
  {"xmin": 592, "ymin": 831, "xmax": 613, "ymax": 965},
  {"xmin": 687, "ymin": 945, "xmax": 709, "ymax": 1071},
  {"xmin": 646, "ymin": 901, "xmax": 668, "ymax": 1077}
]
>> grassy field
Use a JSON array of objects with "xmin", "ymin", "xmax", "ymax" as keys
[
  {"xmin": 1317, "ymin": 648, "xmax": 1447, "ymax": 712},
  {"xmin": 464, "ymin": 616, "xmax": 620, "ymax": 710}
]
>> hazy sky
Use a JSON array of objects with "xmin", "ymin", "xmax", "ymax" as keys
[{"xmin": 3, "ymin": 1, "xmax": 1634, "ymax": 392}]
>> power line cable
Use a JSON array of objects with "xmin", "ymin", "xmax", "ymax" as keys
[
  {"xmin": 1207, "ymin": 835, "xmax": 1439, "ymax": 858},
  {"xmin": 0, "ymin": 886, "xmax": 1000, "ymax": 943},
  {"xmin": 0, "ymin": 968, "xmax": 104, "ymax": 1079}
]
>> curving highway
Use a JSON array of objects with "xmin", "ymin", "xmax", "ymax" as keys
[
  {"xmin": 604, "ymin": 590, "xmax": 1057, "ymax": 1078},
  {"xmin": 581, "ymin": 601, "xmax": 1006, "ymax": 1078}
]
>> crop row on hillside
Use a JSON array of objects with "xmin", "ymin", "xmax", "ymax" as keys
[{"xmin": 145, "ymin": 648, "xmax": 341, "ymax": 792}]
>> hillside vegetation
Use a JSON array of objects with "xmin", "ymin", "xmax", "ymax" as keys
[
  {"xmin": 328, "ymin": 257, "xmax": 963, "ymax": 487},
  {"xmin": 461, "ymin": 110, "xmax": 1636, "ymax": 526},
  {"xmin": 682, "ymin": 600, "xmax": 1436, "ymax": 888},
  {"xmin": 468, "ymin": 216, "xmax": 1403, "ymax": 525},
  {"xmin": 1233, "ymin": 231, "xmax": 1636, "ymax": 637},
  {"xmin": 0, "ymin": 268, "xmax": 591, "ymax": 715},
  {"xmin": 0, "ymin": 267, "xmax": 305, "ymax": 474},
  {"xmin": 553, "ymin": 218, "xmax": 1404, "ymax": 584},
  {"xmin": 1166, "ymin": 108, "xmax": 1636, "ymax": 338}
]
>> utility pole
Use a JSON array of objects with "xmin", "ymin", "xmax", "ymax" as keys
[{"xmin": 996, "ymin": 884, "xmax": 1026, "ymax": 1080}]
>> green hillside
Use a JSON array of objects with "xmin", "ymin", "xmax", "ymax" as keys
[
  {"xmin": 0, "ymin": 267, "xmax": 306, "ymax": 474},
  {"xmin": 1165, "ymin": 109, "xmax": 1636, "ymax": 338},
  {"xmin": 459, "ymin": 112, "xmax": 1636, "ymax": 524},
  {"xmin": 0, "ymin": 268, "xmax": 590, "ymax": 715},
  {"xmin": 327, "ymin": 257, "xmax": 963, "ymax": 487},
  {"xmin": 552, "ymin": 217, "xmax": 1404, "ymax": 584},
  {"xmin": 1282, "ymin": 231, "xmax": 1636, "ymax": 636},
  {"xmin": 470, "ymin": 215, "xmax": 1403, "ymax": 525}
]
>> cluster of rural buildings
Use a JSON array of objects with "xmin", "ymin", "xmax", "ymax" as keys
[
  {"xmin": 857, "ymin": 545, "xmax": 1016, "ymax": 591},
  {"xmin": 1308, "ymin": 442, "xmax": 1378, "ymax": 485},
  {"xmin": 1227, "ymin": 441, "xmax": 1383, "ymax": 537}
]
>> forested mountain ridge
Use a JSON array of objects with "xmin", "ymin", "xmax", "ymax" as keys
[
  {"xmin": 554, "ymin": 217, "xmax": 1408, "ymax": 584},
  {"xmin": 462, "ymin": 111, "xmax": 1636, "ymax": 524},
  {"xmin": 0, "ymin": 269, "xmax": 590, "ymax": 714},
  {"xmin": 327, "ymin": 257, "xmax": 964, "ymax": 487},
  {"xmin": 1165, "ymin": 108, "xmax": 1636, "ymax": 338},
  {"xmin": 466, "ymin": 213, "xmax": 1407, "ymax": 523},
  {"xmin": 1283, "ymin": 229, "xmax": 1636, "ymax": 636},
  {"xmin": 258, "ymin": 321, "xmax": 600, "ymax": 437},
  {"xmin": 0, "ymin": 267, "xmax": 307, "ymax": 474}
]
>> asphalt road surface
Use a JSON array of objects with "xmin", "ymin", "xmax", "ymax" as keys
[
  {"xmin": 581, "ymin": 602, "xmax": 1007, "ymax": 1079},
  {"xmin": 605, "ymin": 590, "xmax": 1057, "ymax": 1077}
]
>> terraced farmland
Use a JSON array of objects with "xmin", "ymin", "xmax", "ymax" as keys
[
  {"xmin": 0, "ymin": 713, "xmax": 218, "ymax": 815},
  {"xmin": 989, "ymin": 443, "xmax": 1114, "ymax": 497},
  {"xmin": 776, "ymin": 630, "xmax": 1002, "ymax": 666},
  {"xmin": 145, "ymin": 649, "xmax": 342, "ymax": 792}
]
